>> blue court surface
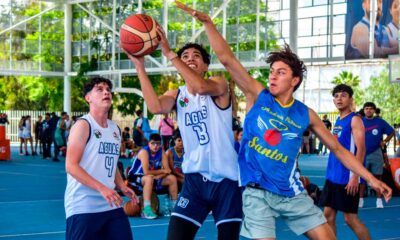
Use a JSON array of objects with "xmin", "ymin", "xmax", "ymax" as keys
[{"xmin": 0, "ymin": 147, "xmax": 399, "ymax": 240}]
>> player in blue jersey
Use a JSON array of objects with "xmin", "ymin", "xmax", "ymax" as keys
[
  {"xmin": 359, "ymin": 102, "xmax": 395, "ymax": 208},
  {"xmin": 127, "ymin": 133, "xmax": 178, "ymax": 219},
  {"xmin": 177, "ymin": 2, "xmax": 392, "ymax": 239},
  {"xmin": 124, "ymin": 21, "xmax": 242, "ymax": 240},
  {"xmin": 319, "ymin": 84, "xmax": 371, "ymax": 239},
  {"xmin": 166, "ymin": 130, "xmax": 184, "ymax": 185},
  {"xmin": 65, "ymin": 77, "xmax": 136, "ymax": 240}
]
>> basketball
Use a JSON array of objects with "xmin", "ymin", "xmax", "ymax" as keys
[
  {"xmin": 120, "ymin": 14, "xmax": 160, "ymax": 57},
  {"xmin": 123, "ymin": 200, "xmax": 141, "ymax": 217}
]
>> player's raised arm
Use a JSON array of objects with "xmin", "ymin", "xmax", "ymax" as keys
[{"xmin": 175, "ymin": 1, "xmax": 264, "ymax": 101}]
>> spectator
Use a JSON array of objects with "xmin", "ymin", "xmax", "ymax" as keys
[
  {"xmin": 133, "ymin": 110, "xmax": 146, "ymax": 147},
  {"xmin": 22, "ymin": 115, "xmax": 35, "ymax": 156},
  {"xmin": 359, "ymin": 102, "xmax": 395, "ymax": 208},
  {"xmin": 18, "ymin": 116, "xmax": 25, "ymax": 155},
  {"xmin": 127, "ymin": 133, "xmax": 178, "ymax": 219},
  {"xmin": 319, "ymin": 115, "xmax": 332, "ymax": 155},
  {"xmin": 34, "ymin": 115, "xmax": 43, "ymax": 155},
  {"xmin": 120, "ymin": 127, "xmax": 135, "ymax": 158},
  {"xmin": 167, "ymin": 129, "xmax": 184, "ymax": 185},
  {"xmin": 234, "ymin": 128, "xmax": 243, "ymax": 154},
  {"xmin": 41, "ymin": 113, "xmax": 52, "ymax": 159},
  {"xmin": 159, "ymin": 113, "xmax": 175, "ymax": 150}
]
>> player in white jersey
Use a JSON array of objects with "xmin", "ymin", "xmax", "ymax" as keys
[
  {"xmin": 124, "ymin": 28, "xmax": 242, "ymax": 240},
  {"xmin": 64, "ymin": 77, "xmax": 136, "ymax": 240}
]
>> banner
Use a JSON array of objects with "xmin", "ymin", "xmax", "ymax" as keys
[{"xmin": 345, "ymin": 0, "xmax": 399, "ymax": 59}]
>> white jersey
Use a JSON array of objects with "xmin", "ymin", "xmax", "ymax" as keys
[
  {"xmin": 64, "ymin": 114, "xmax": 121, "ymax": 218},
  {"xmin": 176, "ymin": 85, "xmax": 238, "ymax": 182}
]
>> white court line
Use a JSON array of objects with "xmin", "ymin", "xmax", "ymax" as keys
[
  {"xmin": 0, "ymin": 199, "xmax": 63, "ymax": 204},
  {"xmin": 0, "ymin": 219, "xmax": 215, "ymax": 238}
]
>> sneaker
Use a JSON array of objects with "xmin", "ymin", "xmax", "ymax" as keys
[
  {"xmin": 358, "ymin": 198, "xmax": 364, "ymax": 208},
  {"xmin": 376, "ymin": 198, "xmax": 384, "ymax": 208},
  {"xmin": 141, "ymin": 206, "xmax": 157, "ymax": 219}
]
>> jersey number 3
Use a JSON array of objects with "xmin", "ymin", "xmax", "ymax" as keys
[{"xmin": 192, "ymin": 122, "xmax": 209, "ymax": 145}]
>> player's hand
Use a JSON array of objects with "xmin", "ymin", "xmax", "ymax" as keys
[
  {"xmin": 368, "ymin": 178, "xmax": 392, "ymax": 202},
  {"xmin": 345, "ymin": 175, "xmax": 359, "ymax": 196},
  {"xmin": 175, "ymin": 1, "xmax": 212, "ymax": 23},
  {"xmin": 99, "ymin": 185, "xmax": 123, "ymax": 207},
  {"xmin": 121, "ymin": 186, "xmax": 138, "ymax": 203},
  {"xmin": 163, "ymin": 168, "xmax": 172, "ymax": 174},
  {"xmin": 121, "ymin": 48, "xmax": 145, "ymax": 66},
  {"xmin": 156, "ymin": 26, "xmax": 172, "ymax": 57}
]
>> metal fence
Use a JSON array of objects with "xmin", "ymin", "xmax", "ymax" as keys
[{"xmin": 2, "ymin": 110, "xmax": 136, "ymax": 143}]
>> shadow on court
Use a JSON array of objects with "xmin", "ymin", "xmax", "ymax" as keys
[{"xmin": 0, "ymin": 147, "xmax": 399, "ymax": 239}]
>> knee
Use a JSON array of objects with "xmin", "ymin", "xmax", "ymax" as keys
[
  {"xmin": 142, "ymin": 175, "xmax": 154, "ymax": 186},
  {"xmin": 343, "ymin": 214, "xmax": 357, "ymax": 227}
]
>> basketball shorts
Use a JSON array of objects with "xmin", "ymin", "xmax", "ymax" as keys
[
  {"xmin": 171, "ymin": 173, "xmax": 243, "ymax": 227},
  {"xmin": 66, "ymin": 208, "xmax": 132, "ymax": 240},
  {"xmin": 319, "ymin": 179, "xmax": 359, "ymax": 213},
  {"xmin": 127, "ymin": 174, "xmax": 164, "ymax": 192},
  {"xmin": 366, "ymin": 148, "xmax": 384, "ymax": 175}
]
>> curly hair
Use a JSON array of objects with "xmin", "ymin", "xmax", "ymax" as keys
[
  {"xmin": 177, "ymin": 42, "xmax": 211, "ymax": 65},
  {"xmin": 83, "ymin": 77, "xmax": 113, "ymax": 96}
]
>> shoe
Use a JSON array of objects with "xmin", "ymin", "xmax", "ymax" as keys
[
  {"xmin": 52, "ymin": 158, "xmax": 60, "ymax": 162},
  {"xmin": 32, "ymin": 152, "xmax": 37, "ymax": 156},
  {"xmin": 376, "ymin": 198, "xmax": 384, "ymax": 208},
  {"xmin": 141, "ymin": 206, "xmax": 157, "ymax": 219},
  {"xmin": 358, "ymin": 198, "xmax": 364, "ymax": 208}
]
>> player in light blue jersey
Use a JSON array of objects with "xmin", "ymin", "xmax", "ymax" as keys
[
  {"xmin": 177, "ymin": 2, "xmax": 392, "ymax": 239},
  {"xmin": 124, "ymin": 20, "xmax": 242, "ymax": 240},
  {"xmin": 319, "ymin": 84, "xmax": 371, "ymax": 239},
  {"xmin": 64, "ymin": 77, "xmax": 136, "ymax": 240}
]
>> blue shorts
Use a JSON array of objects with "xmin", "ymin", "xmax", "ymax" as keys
[
  {"xmin": 172, "ymin": 173, "xmax": 243, "ymax": 227},
  {"xmin": 128, "ymin": 174, "xmax": 164, "ymax": 192},
  {"xmin": 66, "ymin": 208, "xmax": 133, "ymax": 240}
]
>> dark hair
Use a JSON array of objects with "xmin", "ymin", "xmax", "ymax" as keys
[
  {"xmin": 363, "ymin": 102, "xmax": 376, "ymax": 110},
  {"xmin": 83, "ymin": 77, "xmax": 113, "ymax": 96},
  {"xmin": 266, "ymin": 44, "xmax": 307, "ymax": 92},
  {"xmin": 357, "ymin": 108, "xmax": 365, "ymax": 117},
  {"xmin": 332, "ymin": 84, "xmax": 354, "ymax": 97},
  {"xmin": 172, "ymin": 129, "xmax": 181, "ymax": 140},
  {"xmin": 375, "ymin": 108, "xmax": 381, "ymax": 115},
  {"xmin": 177, "ymin": 42, "xmax": 211, "ymax": 65},
  {"xmin": 124, "ymin": 126, "xmax": 130, "ymax": 131},
  {"xmin": 149, "ymin": 133, "xmax": 161, "ymax": 142},
  {"xmin": 237, "ymin": 128, "xmax": 243, "ymax": 134},
  {"xmin": 135, "ymin": 110, "xmax": 142, "ymax": 116}
]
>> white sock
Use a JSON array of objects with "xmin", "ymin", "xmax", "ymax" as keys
[{"xmin": 144, "ymin": 200, "xmax": 151, "ymax": 207}]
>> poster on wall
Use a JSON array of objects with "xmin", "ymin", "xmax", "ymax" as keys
[{"xmin": 345, "ymin": 0, "xmax": 399, "ymax": 59}]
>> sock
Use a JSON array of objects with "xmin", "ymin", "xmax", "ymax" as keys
[{"xmin": 144, "ymin": 200, "xmax": 151, "ymax": 207}]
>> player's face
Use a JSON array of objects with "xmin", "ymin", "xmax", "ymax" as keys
[
  {"xmin": 333, "ymin": 91, "xmax": 352, "ymax": 111},
  {"xmin": 174, "ymin": 138, "xmax": 183, "ymax": 149},
  {"xmin": 180, "ymin": 48, "xmax": 209, "ymax": 76},
  {"xmin": 149, "ymin": 140, "xmax": 161, "ymax": 152},
  {"xmin": 364, "ymin": 106, "xmax": 375, "ymax": 118},
  {"xmin": 237, "ymin": 131, "xmax": 243, "ymax": 142},
  {"xmin": 376, "ymin": 0, "xmax": 383, "ymax": 21},
  {"xmin": 85, "ymin": 82, "xmax": 112, "ymax": 108},
  {"xmin": 268, "ymin": 61, "xmax": 299, "ymax": 96}
]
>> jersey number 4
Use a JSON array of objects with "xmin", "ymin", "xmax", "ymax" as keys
[{"xmin": 105, "ymin": 156, "xmax": 114, "ymax": 177}]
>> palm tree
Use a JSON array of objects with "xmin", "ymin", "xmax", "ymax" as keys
[{"xmin": 331, "ymin": 71, "xmax": 364, "ymax": 109}]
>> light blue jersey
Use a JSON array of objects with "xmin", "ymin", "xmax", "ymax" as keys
[
  {"xmin": 326, "ymin": 112, "xmax": 358, "ymax": 184},
  {"xmin": 239, "ymin": 89, "xmax": 309, "ymax": 197}
]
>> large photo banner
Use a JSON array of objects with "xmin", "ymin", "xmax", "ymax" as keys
[{"xmin": 345, "ymin": 0, "xmax": 399, "ymax": 59}]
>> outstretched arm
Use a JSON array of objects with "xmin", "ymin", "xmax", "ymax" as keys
[
  {"xmin": 156, "ymin": 26, "xmax": 228, "ymax": 98},
  {"xmin": 308, "ymin": 109, "xmax": 392, "ymax": 202},
  {"xmin": 125, "ymin": 53, "xmax": 177, "ymax": 114},
  {"xmin": 175, "ymin": 1, "xmax": 264, "ymax": 106}
]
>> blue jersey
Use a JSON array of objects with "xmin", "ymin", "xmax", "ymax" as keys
[
  {"xmin": 326, "ymin": 112, "xmax": 358, "ymax": 184},
  {"xmin": 239, "ymin": 89, "xmax": 309, "ymax": 197},
  {"xmin": 129, "ymin": 146, "xmax": 162, "ymax": 175},
  {"xmin": 169, "ymin": 147, "xmax": 184, "ymax": 170},
  {"xmin": 363, "ymin": 117, "xmax": 394, "ymax": 154}
]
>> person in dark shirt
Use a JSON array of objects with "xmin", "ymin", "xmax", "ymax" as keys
[{"xmin": 319, "ymin": 115, "xmax": 332, "ymax": 155}]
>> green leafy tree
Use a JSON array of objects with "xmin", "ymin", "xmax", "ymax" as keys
[
  {"xmin": 365, "ymin": 70, "xmax": 400, "ymax": 123},
  {"xmin": 331, "ymin": 71, "xmax": 364, "ymax": 106}
]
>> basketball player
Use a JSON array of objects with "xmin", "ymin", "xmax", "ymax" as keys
[
  {"xmin": 64, "ymin": 77, "xmax": 136, "ymax": 240},
  {"xmin": 124, "ymin": 28, "xmax": 242, "ymax": 239},
  {"xmin": 176, "ymin": 2, "xmax": 392, "ymax": 239},
  {"xmin": 319, "ymin": 84, "xmax": 371, "ymax": 239},
  {"xmin": 166, "ymin": 129, "xmax": 184, "ymax": 184}
]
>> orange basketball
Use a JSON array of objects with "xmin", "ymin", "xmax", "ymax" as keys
[
  {"xmin": 120, "ymin": 14, "xmax": 160, "ymax": 57},
  {"xmin": 123, "ymin": 200, "xmax": 141, "ymax": 217}
]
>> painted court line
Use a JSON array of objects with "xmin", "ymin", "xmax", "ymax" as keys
[
  {"xmin": 0, "ymin": 199, "xmax": 63, "ymax": 204},
  {"xmin": 0, "ymin": 171, "xmax": 64, "ymax": 179}
]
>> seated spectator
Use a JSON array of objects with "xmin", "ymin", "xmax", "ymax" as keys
[
  {"xmin": 167, "ymin": 130, "xmax": 184, "ymax": 185},
  {"xmin": 127, "ymin": 133, "xmax": 178, "ymax": 219}
]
